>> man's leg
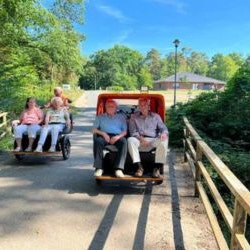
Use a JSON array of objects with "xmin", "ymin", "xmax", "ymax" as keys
[
  {"xmin": 93, "ymin": 135, "xmax": 106, "ymax": 170},
  {"xmin": 114, "ymin": 137, "xmax": 127, "ymax": 170},
  {"xmin": 152, "ymin": 138, "xmax": 168, "ymax": 177},
  {"xmin": 127, "ymin": 137, "xmax": 144, "ymax": 177},
  {"xmin": 153, "ymin": 139, "xmax": 168, "ymax": 164},
  {"xmin": 127, "ymin": 137, "xmax": 141, "ymax": 163}
]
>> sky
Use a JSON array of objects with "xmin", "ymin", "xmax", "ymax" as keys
[{"xmin": 78, "ymin": 0, "xmax": 250, "ymax": 59}]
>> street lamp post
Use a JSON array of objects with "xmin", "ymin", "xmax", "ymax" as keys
[{"xmin": 173, "ymin": 39, "xmax": 180, "ymax": 107}]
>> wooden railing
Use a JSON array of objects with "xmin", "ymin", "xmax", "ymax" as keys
[
  {"xmin": 0, "ymin": 112, "xmax": 9, "ymax": 140},
  {"xmin": 183, "ymin": 117, "xmax": 250, "ymax": 250}
]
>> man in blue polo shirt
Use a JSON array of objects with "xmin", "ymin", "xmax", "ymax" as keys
[{"xmin": 92, "ymin": 99, "xmax": 127, "ymax": 178}]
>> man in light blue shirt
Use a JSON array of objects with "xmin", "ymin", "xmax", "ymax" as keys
[{"xmin": 92, "ymin": 99, "xmax": 127, "ymax": 178}]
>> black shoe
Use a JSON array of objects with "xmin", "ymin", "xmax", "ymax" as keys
[{"xmin": 134, "ymin": 162, "xmax": 144, "ymax": 177}]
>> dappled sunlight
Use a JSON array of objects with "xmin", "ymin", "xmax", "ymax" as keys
[{"xmin": 0, "ymin": 178, "xmax": 33, "ymax": 188}]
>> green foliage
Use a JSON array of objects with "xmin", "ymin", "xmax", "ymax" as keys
[
  {"xmin": 51, "ymin": 0, "xmax": 84, "ymax": 27},
  {"xmin": 208, "ymin": 53, "xmax": 242, "ymax": 81},
  {"xmin": 106, "ymin": 86, "xmax": 124, "ymax": 92},
  {"xmin": 187, "ymin": 51, "xmax": 209, "ymax": 75},
  {"xmin": 0, "ymin": 0, "xmax": 85, "ymax": 115},
  {"xmin": 167, "ymin": 65, "xmax": 250, "ymax": 189},
  {"xmin": 166, "ymin": 105, "xmax": 186, "ymax": 147},
  {"xmin": 144, "ymin": 48, "xmax": 162, "ymax": 80},
  {"xmin": 114, "ymin": 72, "xmax": 137, "ymax": 90},
  {"xmin": 204, "ymin": 138, "xmax": 250, "ymax": 187},
  {"xmin": 0, "ymin": 133, "xmax": 13, "ymax": 151},
  {"xmin": 158, "ymin": 49, "xmax": 243, "ymax": 82},
  {"xmin": 80, "ymin": 44, "xmax": 247, "ymax": 91},
  {"xmin": 227, "ymin": 65, "xmax": 250, "ymax": 95},
  {"xmin": 138, "ymin": 67, "xmax": 153, "ymax": 89},
  {"xmin": 80, "ymin": 45, "xmax": 145, "ymax": 90}
]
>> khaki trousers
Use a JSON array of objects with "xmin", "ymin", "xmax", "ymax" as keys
[{"xmin": 127, "ymin": 136, "xmax": 168, "ymax": 164}]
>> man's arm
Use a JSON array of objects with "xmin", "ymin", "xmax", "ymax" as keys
[
  {"xmin": 92, "ymin": 127, "xmax": 111, "ymax": 143},
  {"xmin": 109, "ymin": 130, "xmax": 127, "ymax": 145},
  {"xmin": 92, "ymin": 116, "xmax": 111, "ymax": 143},
  {"xmin": 155, "ymin": 114, "xmax": 169, "ymax": 140},
  {"xmin": 128, "ymin": 115, "xmax": 140, "ymax": 138}
]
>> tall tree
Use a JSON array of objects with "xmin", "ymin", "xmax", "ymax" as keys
[
  {"xmin": 144, "ymin": 48, "xmax": 162, "ymax": 80},
  {"xmin": 208, "ymin": 54, "xmax": 240, "ymax": 81},
  {"xmin": 228, "ymin": 53, "xmax": 244, "ymax": 67},
  {"xmin": 162, "ymin": 52, "xmax": 175, "ymax": 77},
  {"xmin": 138, "ymin": 67, "xmax": 153, "ymax": 89},
  {"xmin": 81, "ymin": 45, "xmax": 144, "ymax": 90},
  {"xmin": 161, "ymin": 51, "xmax": 186, "ymax": 78},
  {"xmin": 51, "ymin": 0, "xmax": 84, "ymax": 27},
  {"xmin": 187, "ymin": 52, "xmax": 209, "ymax": 75}
]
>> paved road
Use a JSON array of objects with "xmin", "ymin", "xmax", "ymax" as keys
[{"xmin": 0, "ymin": 91, "xmax": 218, "ymax": 250}]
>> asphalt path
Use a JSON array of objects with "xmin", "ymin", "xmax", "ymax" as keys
[{"xmin": 0, "ymin": 91, "xmax": 218, "ymax": 250}]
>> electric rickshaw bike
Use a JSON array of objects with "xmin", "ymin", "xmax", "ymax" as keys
[
  {"xmin": 12, "ymin": 116, "xmax": 73, "ymax": 161},
  {"xmin": 94, "ymin": 92, "xmax": 167, "ymax": 185}
]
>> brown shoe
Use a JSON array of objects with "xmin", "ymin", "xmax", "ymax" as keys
[
  {"xmin": 152, "ymin": 168, "xmax": 160, "ymax": 178},
  {"xmin": 135, "ymin": 163, "xmax": 144, "ymax": 177}
]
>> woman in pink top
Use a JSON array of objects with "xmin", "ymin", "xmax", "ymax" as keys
[{"xmin": 14, "ymin": 97, "xmax": 44, "ymax": 152}]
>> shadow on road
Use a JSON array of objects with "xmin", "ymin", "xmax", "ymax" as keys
[
  {"xmin": 132, "ymin": 185, "xmax": 152, "ymax": 250},
  {"xmin": 88, "ymin": 194, "xmax": 124, "ymax": 250},
  {"xmin": 88, "ymin": 185, "xmax": 153, "ymax": 250},
  {"xmin": 168, "ymin": 151, "xmax": 185, "ymax": 250}
]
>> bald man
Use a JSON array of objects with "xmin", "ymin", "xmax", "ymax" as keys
[
  {"xmin": 92, "ymin": 99, "xmax": 127, "ymax": 178},
  {"xmin": 128, "ymin": 98, "xmax": 169, "ymax": 178}
]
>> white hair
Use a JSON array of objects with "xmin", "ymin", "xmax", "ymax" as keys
[{"xmin": 51, "ymin": 96, "xmax": 63, "ymax": 106}]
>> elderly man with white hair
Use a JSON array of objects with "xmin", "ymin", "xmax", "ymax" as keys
[
  {"xmin": 92, "ymin": 99, "xmax": 127, "ymax": 178},
  {"xmin": 128, "ymin": 97, "xmax": 169, "ymax": 178},
  {"xmin": 44, "ymin": 86, "xmax": 71, "ymax": 109}
]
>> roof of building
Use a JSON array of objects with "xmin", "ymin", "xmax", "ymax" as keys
[{"xmin": 155, "ymin": 72, "xmax": 226, "ymax": 84}]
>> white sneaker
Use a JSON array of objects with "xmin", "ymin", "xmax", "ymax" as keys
[
  {"xmin": 48, "ymin": 146, "xmax": 56, "ymax": 152},
  {"xmin": 25, "ymin": 147, "xmax": 32, "ymax": 152},
  {"xmin": 94, "ymin": 169, "xmax": 103, "ymax": 177},
  {"xmin": 14, "ymin": 147, "xmax": 21, "ymax": 152},
  {"xmin": 35, "ymin": 144, "xmax": 43, "ymax": 152},
  {"xmin": 115, "ymin": 169, "xmax": 124, "ymax": 178}
]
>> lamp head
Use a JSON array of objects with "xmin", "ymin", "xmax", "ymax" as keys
[{"xmin": 173, "ymin": 39, "xmax": 180, "ymax": 48}]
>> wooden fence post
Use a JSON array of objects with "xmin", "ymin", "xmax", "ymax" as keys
[
  {"xmin": 230, "ymin": 199, "xmax": 247, "ymax": 250},
  {"xmin": 183, "ymin": 128, "xmax": 188, "ymax": 162},
  {"xmin": 195, "ymin": 142, "xmax": 202, "ymax": 197},
  {"xmin": 0, "ymin": 112, "xmax": 9, "ymax": 140}
]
